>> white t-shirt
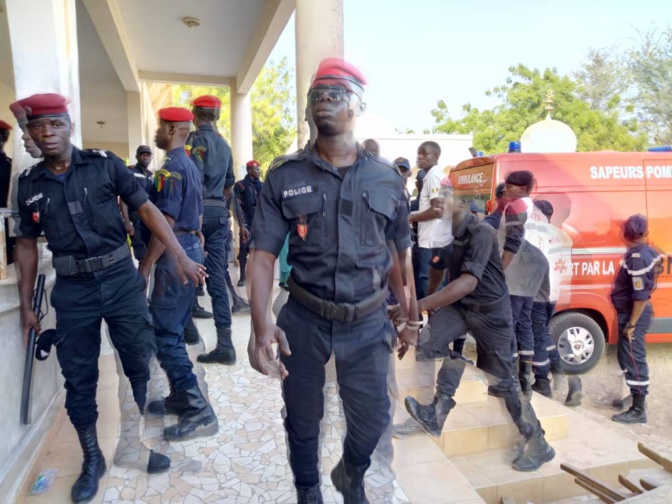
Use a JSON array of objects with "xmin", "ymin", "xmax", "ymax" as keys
[{"xmin": 417, "ymin": 164, "xmax": 452, "ymax": 249}]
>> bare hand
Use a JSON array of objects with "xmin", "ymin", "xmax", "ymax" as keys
[
  {"xmin": 124, "ymin": 221, "xmax": 134, "ymax": 236},
  {"xmin": 397, "ymin": 327, "xmax": 418, "ymax": 360},
  {"xmin": 22, "ymin": 308, "xmax": 40, "ymax": 348},
  {"xmin": 623, "ymin": 326, "xmax": 635, "ymax": 341},
  {"xmin": 138, "ymin": 263, "xmax": 151, "ymax": 289},
  {"xmin": 240, "ymin": 227, "xmax": 250, "ymax": 244},
  {"xmin": 197, "ymin": 231, "xmax": 205, "ymax": 250},
  {"xmin": 249, "ymin": 324, "xmax": 291, "ymax": 378},
  {"xmin": 176, "ymin": 254, "xmax": 208, "ymax": 286}
]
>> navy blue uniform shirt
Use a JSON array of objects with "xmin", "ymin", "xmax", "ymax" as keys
[
  {"xmin": 128, "ymin": 164, "xmax": 153, "ymax": 220},
  {"xmin": 430, "ymin": 213, "xmax": 508, "ymax": 305},
  {"xmin": 610, "ymin": 243, "xmax": 661, "ymax": 312},
  {"xmin": 251, "ymin": 144, "xmax": 411, "ymax": 304},
  {"xmin": 150, "ymin": 147, "xmax": 203, "ymax": 234},
  {"xmin": 186, "ymin": 124, "xmax": 234, "ymax": 200},
  {"xmin": 17, "ymin": 148, "xmax": 148, "ymax": 259},
  {"xmin": 234, "ymin": 174, "xmax": 263, "ymax": 225}
]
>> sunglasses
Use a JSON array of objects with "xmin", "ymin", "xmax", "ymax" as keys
[{"xmin": 307, "ymin": 86, "xmax": 352, "ymax": 104}]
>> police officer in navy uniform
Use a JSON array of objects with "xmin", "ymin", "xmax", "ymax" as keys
[
  {"xmin": 120, "ymin": 145, "xmax": 153, "ymax": 261},
  {"xmin": 137, "ymin": 107, "xmax": 218, "ymax": 440},
  {"xmin": 13, "ymin": 94, "xmax": 206, "ymax": 503},
  {"xmin": 184, "ymin": 95, "xmax": 239, "ymax": 365},
  {"xmin": 1, "ymin": 120, "xmax": 13, "ymax": 263},
  {"xmin": 248, "ymin": 58, "xmax": 418, "ymax": 504},
  {"xmin": 610, "ymin": 214, "xmax": 660, "ymax": 424},
  {"xmin": 234, "ymin": 159, "xmax": 263, "ymax": 286},
  {"xmin": 404, "ymin": 192, "xmax": 556, "ymax": 472}
]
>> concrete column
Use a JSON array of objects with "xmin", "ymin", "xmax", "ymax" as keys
[
  {"xmin": 230, "ymin": 91, "xmax": 253, "ymax": 182},
  {"xmin": 294, "ymin": 0, "xmax": 344, "ymax": 147},
  {"xmin": 126, "ymin": 91, "xmax": 142, "ymax": 160}
]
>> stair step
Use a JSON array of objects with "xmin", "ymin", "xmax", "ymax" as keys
[{"xmin": 393, "ymin": 363, "xmax": 488, "ymax": 405}]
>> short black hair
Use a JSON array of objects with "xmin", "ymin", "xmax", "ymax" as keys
[
  {"xmin": 495, "ymin": 182, "xmax": 505, "ymax": 198},
  {"xmin": 0, "ymin": 129, "xmax": 9, "ymax": 143},
  {"xmin": 419, "ymin": 140, "xmax": 441, "ymax": 158},
  {"xmin": 506, "ymin": 170, "xmax": 535, "ymax": 193},
  {"xmin": 194, "ymin": 107, "xmax": 220, "ymax": 122}
]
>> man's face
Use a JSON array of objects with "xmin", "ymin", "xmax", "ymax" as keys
[
  {"xmin": 136, "ymin": 152, "xmax": 152, "ymax": 168},
  {"xmin": 21, "ymin": 129, "xmax": 42, "ymax": 158},
  {"xmin": 308, "ymin": 85, "xmax": 354, "ymax": 137},
  {"xmin": 247, "ymin": 164, "xmax": 261, "ymax": 179},
  {"xmin": 416, "ymin": 146, "xmax": 438, "ymax": 170},
  {"xmin": 504, "ymin": 183, "xmax": 526, "ymax": 200},
  {"xmin": 26, "ymin": 116, "xmax": 71, "ymax": 158},
  {"xmin": 154, "ymin": 122, "xmax": 171, "ymax": 150}
]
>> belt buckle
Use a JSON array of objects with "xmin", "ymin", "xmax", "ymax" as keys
[
  {"xmin": 107, "ymin": 251, "xmax": 116, "ymax": 265},
  {"xmin": 76, "ymin": 258, "xmax": 93, "ymax": 274}
]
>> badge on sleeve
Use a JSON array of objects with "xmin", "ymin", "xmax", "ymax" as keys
[
  {"xmin": 632, "ymin": 276, "xmax": 644, "ymax": 291},
  {"xmin": 297, "ymin": 215, "xmax": 308, "ymax": 240}
]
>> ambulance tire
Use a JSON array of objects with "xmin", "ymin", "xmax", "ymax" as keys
[{"xmin": 549, "ymin": 312, "xmax": 605, "ymax": 375}]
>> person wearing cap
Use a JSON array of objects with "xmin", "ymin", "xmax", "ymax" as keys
[
  {"xmin": 13, "ymin": 93, "xmax": 206, "ymax": 503},
  {"xmin": 247, "ymin": 57, "xmax": 418, "ymax": 504},
  {"xmin": 404, "ymin": 192, "xmax": 556, "ymax": 472},
  {"xmin": 469, "ymin": 200, "xmax": 485, "ymax": 220},
  {"xmin": 393, "ymin": 156, "xmax": 412, "ymax": 201},
  {"xmin": 234, "ymin": 159, "xmax": 263, "ymax": 287},
  {"xmin": 120, "ymin": 145, "xmax": 154, "ymax": 261},
  {"xmin": 9, "ymin": 101, "xmax": 43, "ymax": 159},
  {"xmin": 363, "ymin": 138, "xmax": 380, "ymax": 157},
  {"xmin": 409, "ymin": 141, "xmax": 448, "ymax": 300},
  {"xmin": 609, "ymin": 214, "xmax": 660, "ymax": 424},
  {"xmin": 185, "ymin": 94, "xmax": 239, "ymax": 365},
  {"xmin": 483, "ymin": 182, "xmax": 506, "ymax": 230},
  {"xmin": 138, "ymin": 107, "xmax": 218, "ymax": 440},
  {"xmin": 497, "ymin": 170, "xmax": 550, "ymax": 395}
]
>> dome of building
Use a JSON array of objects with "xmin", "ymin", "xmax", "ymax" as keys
[{"xmin": 520, "ymin": 90, "xmax": 577, "ymax": 153}]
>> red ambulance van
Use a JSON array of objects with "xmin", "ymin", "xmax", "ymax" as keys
[{"xmin": 450, "ymin": 152, "xmax": 672, "ymax": 374}]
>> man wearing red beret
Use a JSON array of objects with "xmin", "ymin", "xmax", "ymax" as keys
[
  {"xmin": 0, "ymin": 120, "xmax": 12, "ymax": 209},
  {"xmin": 247, "ymin": 58, "xmax": 419, "ymax": 504},
  {"xmin": 233, "ymin": 159, "xmax": 263, "ymax": 287},
  {"xmin": 184, "ymin": 95, "xmax": 239, "ymax": 366},
  {"xmin": 13, "ymin": 93, "xmax": 207, "ymax": 503},
  {"xmin": 9, "ymin": 101, "xmax": 43, "ymax": 159}
]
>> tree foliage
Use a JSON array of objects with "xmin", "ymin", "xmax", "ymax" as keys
[
  {"xmin": 171, "ymin": 58, "xmax": 296, "ymax": 177},
  {"xmin": 432, "ymin": 64, "xmax": 647, "ymax": 154}
]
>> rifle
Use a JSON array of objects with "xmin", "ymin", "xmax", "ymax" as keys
[{"xmin": 21, "ymin": 273, "xmax": 47, "ymax": 425}]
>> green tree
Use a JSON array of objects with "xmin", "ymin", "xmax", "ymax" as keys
[
  {"xmin": 432, "ymin": 64, "xmax": 647, "ymax": 153},
  {"xmin": 628, "ymin": 27, "xmax": 672, "ymax": 144},
  {"xmin": 171, "ymin": 57, "xmax": 296, "ymax": 176},
  {"xmin": 573, "ymin": 47, "xmax": 630, "ymax": 113}
]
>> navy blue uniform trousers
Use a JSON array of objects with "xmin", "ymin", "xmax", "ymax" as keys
[
  {"xmin": 278, "ymin": 297, "xmax": 393, "ymax": 488},
  {"xmin": 617, "ymin": 305, "xmax": 652, "ymax": 396},
  {"xmin": 150, "ymin": 236, "xmax": 202, "ymax": 391},
  {"xmin": 202, "ymin": 205, "xmax": 231, "ymax": 329},
  {"xmin": 510, "ymin": 295, "xmax": 534, "ymax": 361},
  {"xmin": 531, "ymin": 301, "xmax": 556, "ymax": 378},
  {"xmin": 52, "ymin": 257, "xmax": 153, "ymax": 429}
]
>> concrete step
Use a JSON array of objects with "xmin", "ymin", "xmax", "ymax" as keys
[{"xmin": 393, "ymin": 363, "xmax": 489, "ymax": 406}]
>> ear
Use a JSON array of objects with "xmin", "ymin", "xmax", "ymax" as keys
[{"xmin": 358, "ymin": 101, "xmax": 367, "ymax": 116}]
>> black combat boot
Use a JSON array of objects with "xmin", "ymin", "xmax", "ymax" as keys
[
  {"xmin": 237, "ymin": 264, "xmax": 246, "ymax": 287},
  {"xmin": 71, "ymin": 424, "xmax": 106, "ymax": 503},
  {"xmin": 531, "ymin": 376, "xmax": 552, "ymax": 398},
  {"xmin": 196, "ymin": 284, "xmax": 205, "ymax": 296},
  {"xmin": 331, "ymin": 459, "xmax": 369, "ymax": 504},
  {"xmin": 612, "ymin": 393, "xmax": 647, "ymax": 424},
  {"xmin": 518, "ymin": 361, "xmax": 533, "ymax": 396},
  {"xmin": 163, "ymin": 386, "xmax": 219, "ymax": 441},
  {"xmin": 197, "ymin": 327, "xmax": 236, "ymax": 364},
  {"xmin": 192, "ymin": 298, "xmax": 213, "ymax": 319},
  {"xmin": 147, "ymin": 384, "xmax": 189, "ymax": 416},
  {"xmin": 231, "ymin": 295, "xmax": 250, "ymax": 314},
  {"xmin": 512, "ymin": 424, "xmax": 556, "ymax": 472},
  {"xmin": 404, "ymin": 393, "xmax": 456, "ymax": 437},
  {"xmin": 297, "ymin": 484, "xmax": 324, "ymax": 504},
  {"xmin": 565, "ymin": 376, "xmax": 583, "ymax": 406},
  {"xmin": 612, "ymin": 394, "xmax": 632, "ymax": 410},
  {"xmin": 183, "ymin": 317, "xmax": 201, "ymax": 345}
]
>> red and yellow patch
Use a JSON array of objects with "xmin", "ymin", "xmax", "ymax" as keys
[
  {"xmin": 192, "ymin": 146, "xmax": 206, "ymax": 161},
  {"xmin": 154, "ymin": 168, "xmax": 183, "ymax": 193}
]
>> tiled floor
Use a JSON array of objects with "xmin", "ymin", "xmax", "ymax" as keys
[{"xmin": 21, "ymin": 290, "xmax": 484, "ymax": 504}]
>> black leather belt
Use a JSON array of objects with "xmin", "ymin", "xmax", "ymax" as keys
[
  {"xmin": 53, "ymin": 244, "xmax": 130, "ymax": 276},
  {"xmin": 288, "ymin": 277, "xmax": 387, "ymax": 322}
]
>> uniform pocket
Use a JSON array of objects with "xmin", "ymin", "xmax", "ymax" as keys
[
  {"xmin": 361, "ymin": 190, "xmax": 396, "ymax": 247},
  {"xmin": 281, "ymin": 191, "xmax": 324, "ymax": 245}
]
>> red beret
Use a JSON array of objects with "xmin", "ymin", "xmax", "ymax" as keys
[
  {"xmin": 159, "ymin": 107, "xmax": 193, "ymax": 122},
  {"xmin": 0, "ymin": 120, "xmax": 11, "ymax": 131},
  {"xmin": 246, "ymin": 160, "xmax": 260, "ymax": 168},
  {"xmin": 9, "ymin": 101, "xmax": 26, "ymax": 122},
  {"xmin": 310, "ymin": 58, "xmax": 367, "ymax": 95},
  {"xmin": 17, "ymin": 93, "xmax": 69, "ymax": 119},
  {"xmin": 192, "ymin": 95, "xmax": 221, "ymax": 109}
]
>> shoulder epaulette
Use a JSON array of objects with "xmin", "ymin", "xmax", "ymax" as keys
[
  {"xmin": 366, "ymin": 153, "xmax": 403, "ymax": 177},
  {"xmin": 269, "ymin": 149, "xmax": 306, "ymax": 171},
  {"xmin": 81, "ymin": 148, "xmax": 110, "ymax": 158}
]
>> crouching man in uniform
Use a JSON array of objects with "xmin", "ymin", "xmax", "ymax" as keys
[{"xmin": 404, "ymin": 193, "xmax": 556, "ymax": 472}]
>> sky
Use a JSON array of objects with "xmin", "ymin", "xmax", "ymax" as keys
[{"xmin": 268, "ymin": 0, "xmax": 670, "ymax": 133}]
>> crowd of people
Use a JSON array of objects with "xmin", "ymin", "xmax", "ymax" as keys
[{"xmin": 0, "ymin": 56, "xmax": 660, "ymax": 504}]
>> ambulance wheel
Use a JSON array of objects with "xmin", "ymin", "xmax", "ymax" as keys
[{"xmin": 550, "ymin": 312, "xmax": 605, "ymax": 375}]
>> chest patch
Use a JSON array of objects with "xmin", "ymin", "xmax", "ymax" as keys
[
  {"xmin": 26, "ymin": 193, "xmax": 44, "ymax": 206},
  {"xmin": 282, "ymin": 185, "xmax": 315, "ymax": 199}
]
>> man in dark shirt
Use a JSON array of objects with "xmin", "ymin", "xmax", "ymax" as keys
[
  {"xmin": 138, "ymin": 107, "xmax": 218, "ymax": 440},
  {"xmin": 121, "ymin": 145, "xmax": 154, "ymax": 261},
  {"xmin": 404, "ymin": 193, "xmax": 555, "ymax": 472},
  {"xmin": 610, "ymin": 214, "xmax": 660, "ymax": 424},
  {"xmin": 482, "ymin": 182, "xmax": 506, "ymax": 230},
  {"xmin": 247, "ymin": 58, "xmax": 418, "ymax": 504},
  {"xmin": 0, "ymin": 120, "xmax": 11, "ymax": 208},
  {"xmin": 13, "ymin": 94, "xmax": 205, "ymax": 503},
  {"xmin": 234, "ymin": 159, "xmax": 263, "ymax": 286}
]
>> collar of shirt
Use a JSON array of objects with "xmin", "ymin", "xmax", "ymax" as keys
[
  {"xmin": 198, "ymin": 124, "xmax": 214, "ymax": 132},
  {"xmin": 167, "ymin": 146, "xmax": 188, "ymax": 159},
  {"xmin": 306, "ymin": 141, "xmax": 369, "ymax": 174},
  {"xmin": 29, "ymin": 146, "xmax": 86, "ymax": 181},
  {"xmin": 453, "ymin": 212, "xmax": 479, "ymax": 240}
]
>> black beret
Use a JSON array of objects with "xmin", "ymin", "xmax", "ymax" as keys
[
  {"xmin": 505, "ymin": 170, "xmax": 534, "ymax": 187},
  {"xmin": 623, "ymin": 214, "xmax": 647, "ymax": 241},
  {"xmin": 495, "ymin": 182, "xmax": 506, "ymax": 198}
]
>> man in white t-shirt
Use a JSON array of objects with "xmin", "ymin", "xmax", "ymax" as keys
[{"xmin": 409, "ymin": 141, "xmax": 452, "ymax": 299}]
